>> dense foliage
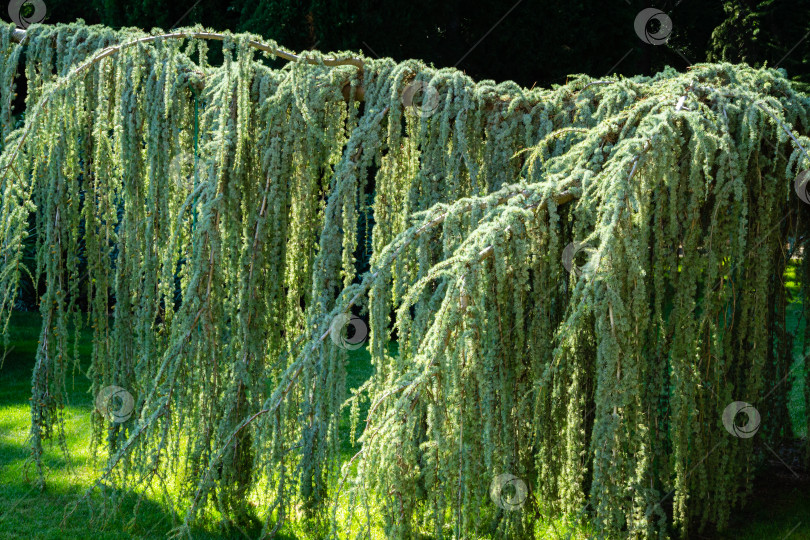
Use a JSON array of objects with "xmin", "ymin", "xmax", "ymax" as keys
[{"xmin": 0, "ymin": 21, "xmax": 808, "ymax": 539}]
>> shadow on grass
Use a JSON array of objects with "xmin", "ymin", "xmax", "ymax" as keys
[
  {"xmin": 709, "ymin": 441, "xmax": 810, "ymax": 540},
  {"xmin": 0, "ymin": 481, "xmax": 251, "ymax": 539},
  {"xmin": 0, "ymin": 436, "xmax": 279, "ymax": 539}
]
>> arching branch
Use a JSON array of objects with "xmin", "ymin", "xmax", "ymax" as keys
[
  {"xmin": 1, "ymin": 27, "xmax": 368, "ymax": 188},
  {"xmin": 9, "ymin": 27, "xmax": 366, "ymax": 101},
  {"xmin": 9, "ymin": 27, "xmax": 363, "ymax": 68}
]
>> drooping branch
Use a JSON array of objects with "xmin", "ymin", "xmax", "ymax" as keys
[
  {"xmin": 182, "ymin": 180, "xmax": 581, "ymax": 522},
  {"xmin": 0, "ymin": 26, "xmax": 369, "ymax": 190},
  {"xmin": 9, "ymin": 27, "xmax": 366, "ymax": 100},
  {"xmin": 9, "ymin": 27, "xmax": 363, "ymax": 68}
]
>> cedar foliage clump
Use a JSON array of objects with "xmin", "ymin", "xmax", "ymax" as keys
[{"xmin": 0, "ymin": 21, "xmax": 808, "ymax": 539}]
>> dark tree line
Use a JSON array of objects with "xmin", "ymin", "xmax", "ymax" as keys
[{"xmin": 16, "ymin": 0, "xmax": 810, "ymax": 89}]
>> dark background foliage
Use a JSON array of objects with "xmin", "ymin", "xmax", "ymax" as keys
[{"xmin": 14, "ymin": 0, "xmax": 810, "ymax": 90}]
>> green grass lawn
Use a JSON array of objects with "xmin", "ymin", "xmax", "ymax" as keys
[{"xmin": 0, "ymin": 304, "xmax": 807, "ymax": 539}]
